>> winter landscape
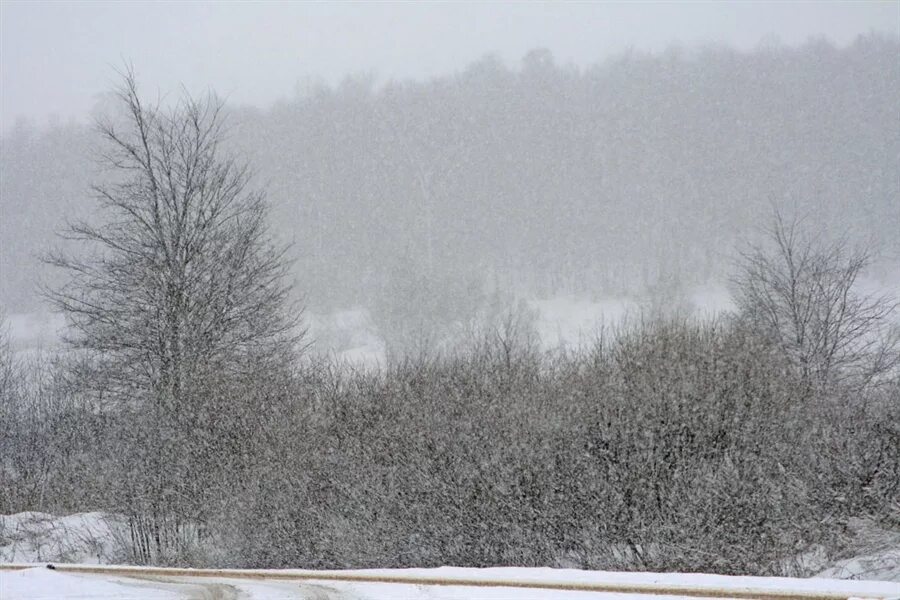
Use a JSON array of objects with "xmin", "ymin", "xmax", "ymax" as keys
[{"xmin": 1, "ymin": 2, "xmax": 899, "ymax": 599}]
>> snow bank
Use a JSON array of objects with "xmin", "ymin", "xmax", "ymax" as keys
[
  {"xmin": 815, "ymin": 518, "xmax": 900, "ymax": 583},
  {"xmin": 819, "ymin": 547, "xmax": 900, "ymax": 583},
  {"xmin": 0, "ymin": 512, "xmax": 124, "ymax": 564}
]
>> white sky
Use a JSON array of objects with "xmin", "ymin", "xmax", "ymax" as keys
[{"xmin": 1, "ymin": 1, "xmax": 898, "ymax": 131}]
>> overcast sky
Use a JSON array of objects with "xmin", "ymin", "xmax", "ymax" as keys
[{"xmin": 1, "ymin": 1, "xmax": 897, "ymax": 132}]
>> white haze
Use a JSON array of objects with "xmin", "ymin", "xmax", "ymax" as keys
[
  {"xmin": 1, "ymin": 2, "xmax": 897, "ymax": 131},
  {"xmin": 2, "ymin": 4, "xmax": 900, "ymax": 359}
]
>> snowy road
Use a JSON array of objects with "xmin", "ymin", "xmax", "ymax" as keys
[{"xmin": 2, "ymin": 564, "xmax": 899, "ymax": 600}]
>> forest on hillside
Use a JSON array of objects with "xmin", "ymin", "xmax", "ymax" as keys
[{"xmin": 2, "ymin": 34, "xmax": 898, "ymax": 322}]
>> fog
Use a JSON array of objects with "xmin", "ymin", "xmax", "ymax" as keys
[
  {"xmin": 1, "ymin": 2, "xmax": 896, "ymax": 130},
  {"xmin": 1, "ymin": 2, "xmax": 899, "ymax": 360}
]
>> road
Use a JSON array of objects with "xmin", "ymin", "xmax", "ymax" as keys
[{"xmin": 1, "ymin": 563, "xmax": 898, "ymax": 600}]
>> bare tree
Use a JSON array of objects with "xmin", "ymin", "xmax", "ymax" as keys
[
  {"xmin": 44, "ymin": 70, "xmax": 303, "ymax": 563},
  {"xmin": 45, "ymin": 69, "xmax": 302, "ymax": 414},
  {"xmin": 0, "ymin": 310, "xmax": 16, "ymax": 405},
  {"xmin": 731, "ymin": 211, "xmax": 899, "ymax": 392}
]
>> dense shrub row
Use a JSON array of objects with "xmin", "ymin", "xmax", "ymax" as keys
[{"xmin": 4, "ymin": 314, "xmax": 895, "ymax": 574}]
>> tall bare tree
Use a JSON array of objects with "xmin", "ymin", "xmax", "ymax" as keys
[
  {"xmin": 731, "ymin": 211, "xmax": 899, "ymax": 392},
  {"xmin": 46, "ymin": 70, "xmax": 302, "ymax": 414},
  {"xmin": 44, "ymin": 71, "xmax": 303, "ymax": 563}
]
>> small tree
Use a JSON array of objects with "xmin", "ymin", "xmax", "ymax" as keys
[
  {"xmin": 0, "ymin": 311, "xmax": 21, "ymax": 512},
  {"xmin": 0, "ymin": 310, "xmax": 15, "ymax": 405},
  {"xmin": 45, "ymin": 70, "xmax": 303, "ymax": 563},
  {"xmin": 731, "ymin": 211, "xmax": 899, "ymax": 392}
]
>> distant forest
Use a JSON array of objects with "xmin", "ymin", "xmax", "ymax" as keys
[{"xmin": 2, "ymin": 34, "xmax": 898, "ymax": 314}]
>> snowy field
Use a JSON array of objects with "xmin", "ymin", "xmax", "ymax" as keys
[
  {"xmin": 0, "ymin": 512, "xmax": 122, "ymax": 565},
  {"xmin": 5, "ymin": 287, "xmax": 734, "ymax": 364},
  {"xmin": 10, "ymin": 281, "xmax": 896, "ymax": 365},
  {"xmin": 3, "ymin": 565, "xmax": 900, "ymax": 600}
]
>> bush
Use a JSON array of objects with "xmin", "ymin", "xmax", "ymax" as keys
[{"xmin": 3, "ymin": 313, "xmax": 896, "ymax": 574}]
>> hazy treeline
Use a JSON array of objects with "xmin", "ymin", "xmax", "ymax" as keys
[{"xmin": 2, "ymin": 34, "xmax": 898, "ymax": 314}]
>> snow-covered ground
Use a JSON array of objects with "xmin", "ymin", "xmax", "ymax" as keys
[
  {"xmin": 0, "ymin": 512, "xmax": 123, "ymax": 565},
  {"xmin": 1, "ymin": 568, "xmax": 180, "ymax": 599},
  {"xmin": 818, "ymin": 519, "xmax": 900, "ymax": 583},
  {"xmin": 3, "ymin": 565, "xmax": 900, "ymax": 600},
  {"xmin": 2, "ymin": 512, "xmax": 900, "ymax": 599},
  {"xmin": 821, "ymin": 548, "xmax": 900, "ymax": 584}
]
